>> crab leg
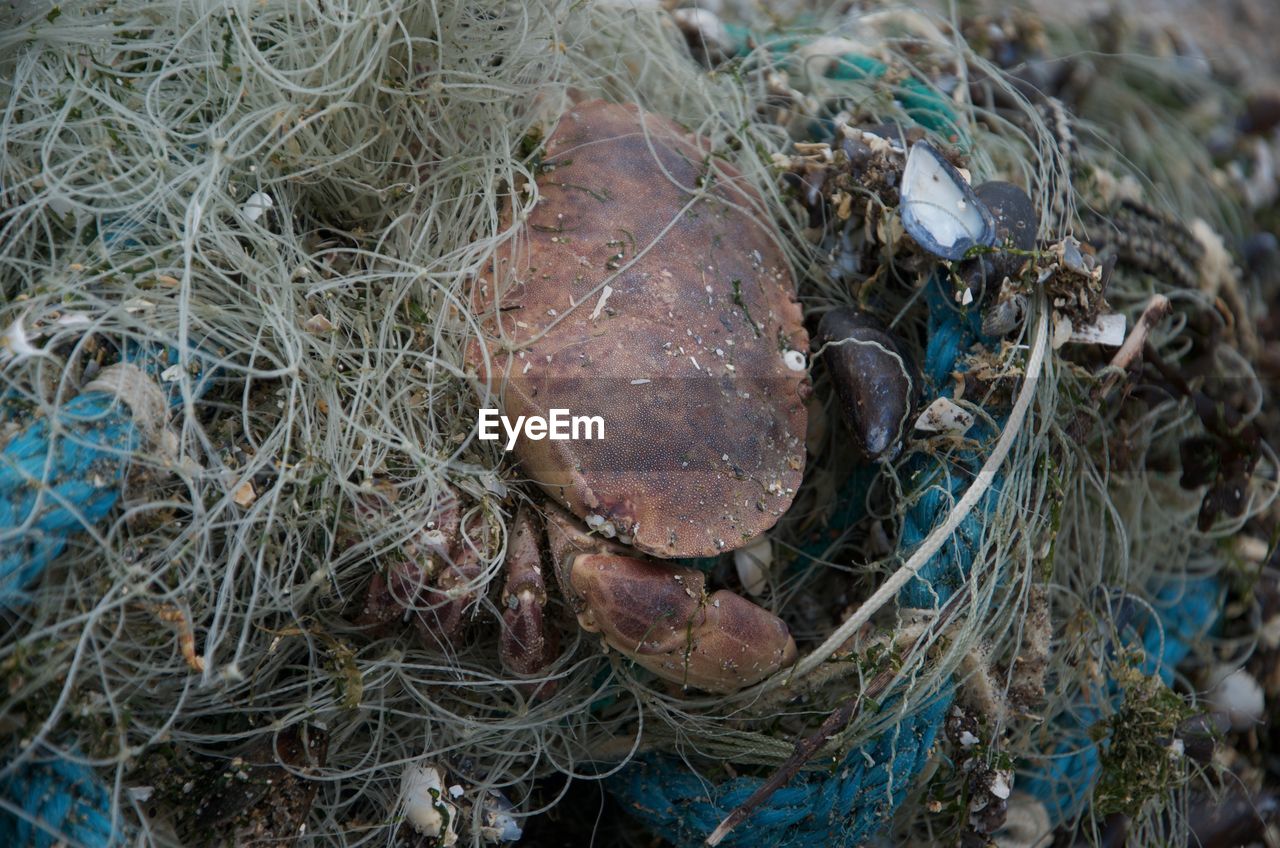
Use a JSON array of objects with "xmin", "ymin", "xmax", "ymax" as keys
[
  {"xmin": 354, "ymin": 490, "xmax": 484, "ymax": 647},
  {"xmin": 499, "ymin": 506, "xmax": 559, "ymax": 678},
  {"xmin": 354, "ymin": 494, "xmax": 462, "ymax": 633},
  {"xmin": 545, "ymin": 506, "xmax": 796, "ymax": 694},
  {"xmin": 413, "ymin": 511, "xmax": 487, "ymax": 648}
]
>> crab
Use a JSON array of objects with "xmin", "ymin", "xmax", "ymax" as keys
[
  {"xmin": 462, "ymin": 100, "xmax": 811, "ymax": 694},
  {"xmin": 353, "ymin": 100, "xmax": 809, "ymax": 693}
]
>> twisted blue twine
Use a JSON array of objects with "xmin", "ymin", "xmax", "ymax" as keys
[
  {"xmin": 0, "ymin": 344, "xmax": 199, "ymax": 606},
  {"xmin": 1, "ymin": 343, "xmax": 208, "ymax": 844},
  {"xmin": 0, "ymin": 390, "xmax": 149, "ymax": 606},
  {"xmin": 613, "ymin": 695, "xmax": 950, "ymax": 848},
  {"xmin": 0, "ymin": 756, "xmax": 120, "ymax": 848}
]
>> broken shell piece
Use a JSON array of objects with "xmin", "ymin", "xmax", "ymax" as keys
[
  {"xmin": 914, "ymin": 397, "xmax": 975, "ymax": 435},
  {"xmin": 840, "ymin": 124, "xmax": 905, "ymax": 156},
  {"xmin": 817, "ymin": 308, "xmax": 921, "ymax": 462},
  {"xmin": 1068, "ymin": 313, "xmax": 1126, "ymax": 346},
  {"xmin": 982, "ymin": 292, "xmax": 1028, "ymax": 337},
  {"xmin": 1206, "ymin": 666, "xmax": 1265, "ymax": 731},
  {"xmin": 1051, "ymin": 313, "xmax": 1073, "ymax": 350},
  {"xmin": 402, "ymin": 764, "xmax": 459, "ymax": 845},
  {"xmin": 233, "ymin": 480, "xmax": 257, "ymax": 507},
  {"xmin": 899, "ymin": 141, "xmax": 996, "ymax": 260},
  {"xmin": 734, "ymin": 537, "xmax": 773, "ymax": 597},
  {"xmin": 1057, "ymin": 236, "xmax": 1097, "ymax": 278},
  {"xmin": 304, "ymin": 314, "xmax": 335, "ymax": 333},
  {"xmin": 242, "ymin": 191, "xmax": 274, "ymax": 223},
  {"xmin": 0, "ymin": 313, "xmax": 50, "ymax": 363},
  {"xmin": 480, "ymin": 790, "xmax": 522, "ymax": 843}
]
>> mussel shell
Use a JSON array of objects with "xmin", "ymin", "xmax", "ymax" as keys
[
  {"xmin": 817, "ymin": 308, "xmax": 921, "ymax": 462},
  {"xmin": 961, "ymin": 181, "xmax": 1038, "ymax": 305},
  {"xmin": 899, "ymin": 141, "xmax": 997, "ymax": 260},
  {"xmin": 975, "ymin": 181, "xmax": 1038, "ymax": 250}
]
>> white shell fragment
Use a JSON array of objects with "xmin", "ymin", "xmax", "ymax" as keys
[
  {"xmin": 303, "ymin": 314, "xmax": 335, "ymax": 334},
  {"xmin": 734, "ymin": 537, "xmax": 774, "ymax": 596},
  {"xmin": 242, "ymin": 191, "xmax": 274, "ymax": 222},
  {"xmin": 1207, "ymin": 666, "xmax": 1265, "ymax": 731},
  {"xmin": 996, "ymin": 792, "xmax": 1054, "ymax": 848},
  {"xmin": 899, "ymin": 141, "xmax": 996, "ymax": 260},
  {"xmin": 1051, "ymin": 313, "xmax": 1073, "ymax": 350},
  {"xmin": 1058, "ymin": 236, "xmax": 1091, "ymax": 277},
  {"xmin": 0, "ymin": 314, "xmax": 51, "ymax": 364},
  {"xmin": 914, "ymin": 397, "xmax": 975, "ymax": 435},
  {"xmin": 783, "ymin": 349, "xmax": 806, "ymax": 372},
  {"xmin": 1068, "ymin": 313, "xmax": 1126, "ymax": 346},
  {"xmin": 401, "ymin": 764, "xmax": 459, "ymax": 846}
]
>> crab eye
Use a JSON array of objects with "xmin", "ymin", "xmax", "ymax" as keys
[{"xmin": 817, "ymin": 308, "xmax": 921, "ymax": 462}]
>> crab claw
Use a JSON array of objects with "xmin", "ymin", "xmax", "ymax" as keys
[
  {"xmin": 571, "ymin": 555, "xmax": 797, "ymax": 693},
  {"xmin": 352, "ymin": 489, "xmax": 486, "ymax": 648},
  {"xmin": 500, "ymin": 506, "xmax": 560, "ymax": 679},
  {"xmin": 545, "ymin": 506, "xmax": 796, "ymax": 693},
  {"xmin": 353, "ymin": 493, "xmax": 462, "ymax": 634},
  {"xmin": 415, "ymin": 549, "xmax": 483, "ymax": 648}
]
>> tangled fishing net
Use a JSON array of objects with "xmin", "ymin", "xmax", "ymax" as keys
[{"xmin": 2, "ymin": 0, "xmax": 1277, "ymax": 846}]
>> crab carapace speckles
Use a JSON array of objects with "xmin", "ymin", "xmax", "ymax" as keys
[{"xmin": 469, "ymin": 100, "xmax": 809, "ymax": 692}]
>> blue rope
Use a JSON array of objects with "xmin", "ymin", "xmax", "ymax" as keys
[
  {"xmin": 900, "ymin": 280, "xmax": 1004, "ymax": 610},
  {"xmin": 1021, "ymin": 576, "xmax": 1220, "ymax": 822},
  {"xmin": 612, "ymin": 695, "xmax": 950, "ymax": 848},
  {"xmin": 1, "ymin": 343, "xmax": 209, "ymax": 844},
  {"xmin": 0, "ymin": 344, "xmax": 201, "ymax": 606},
  {"xmin": 0, "ymin": 390, "xmax": 149, "ymax": 606},
  {"xmin": 0, "ymin": 755, "xmax": 120, "ymax": 848}
]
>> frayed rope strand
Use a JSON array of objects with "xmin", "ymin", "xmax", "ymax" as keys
[{"xmin": 0, "ymin": 755, "xmax": 121, "ymax": 848}]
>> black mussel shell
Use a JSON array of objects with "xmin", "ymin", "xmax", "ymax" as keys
[
  {"xmin": 976, "ymin": 181, "xmax": 1038, "ymax": 251},
  {"xmin": 960, "ymin": 181, "xmax": 1038, "ymax": 305},
  {"xmin": 817, "ymin": 308, "xmax": 921, "ymax": 462}
]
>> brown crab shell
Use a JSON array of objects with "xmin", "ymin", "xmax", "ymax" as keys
[{"xmin": 471, "ymin": 100, "xmax": 808, "ymax": 558}]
